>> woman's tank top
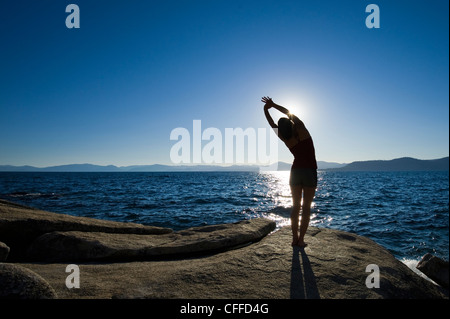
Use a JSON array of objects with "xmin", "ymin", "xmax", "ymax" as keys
[{"xmin": 288, "ymin": 137, "xmax": 318, "ymax": 169}]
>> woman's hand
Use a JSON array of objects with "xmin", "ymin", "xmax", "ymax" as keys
[{"xmin": 261, "ymin": 96, "xmax": 274, "ymax": 108}]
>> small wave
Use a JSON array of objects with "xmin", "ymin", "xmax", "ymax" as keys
[
  {"xmin": 262, "ymin": 212, "xmax": 290, "ymax": 230},
  {"xmin": 268, "ymin": 206, "xmax": 291, "ymax": 218},
  {"xmin": 400, "ymin": 258, "xmax": 438, "ymax": 285},
  {"xmin": 4, "ymin": 192, "xmax": 62, "ymax": 199},
  {"xmin": 192, "ymin": 198, "xmax": 214, "ymax": 204},
  {"xmin": 126, "ymin": 202, "xmax": 160, "ymax": 210},
  {"xmin": 401, "ymin": 258, "xmax": 420, "ymax": 270}
]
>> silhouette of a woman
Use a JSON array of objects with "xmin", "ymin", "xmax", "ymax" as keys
[{"xmin": 262, "ymin": 96, "xmax": 317, "ymax": 247}]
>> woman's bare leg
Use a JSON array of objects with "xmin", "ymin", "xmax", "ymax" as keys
[
  {"xmin": 290, "ymin": 185, "xmax": 303, "ymax": 246},
  {"xmin": 297, "ymin": 186, "xmax": 315, "ymax": 247}
]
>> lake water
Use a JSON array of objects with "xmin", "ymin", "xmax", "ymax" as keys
[{"xmin": 0, "ymin": 171, "xmax": 448, "ymax": 263}]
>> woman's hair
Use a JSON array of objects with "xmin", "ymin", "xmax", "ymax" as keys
[{"xmin": 277, "ymin": 117, "xmax": 293, "ymax": 140}]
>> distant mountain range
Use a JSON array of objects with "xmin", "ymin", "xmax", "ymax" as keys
[
  {"xmin": 0, "ymin": 157, "xmax": 448, "ymax": 172},
  {"xmin": 331, "ymin": 156, "xmax": 449, "ymax": 172}
]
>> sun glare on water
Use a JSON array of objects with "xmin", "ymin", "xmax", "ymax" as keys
[{"xmin": 258, "ymin": 170, "xmax": 318, "ymax": 229}]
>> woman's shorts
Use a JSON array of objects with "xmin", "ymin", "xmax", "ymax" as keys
[{"xmin": 289, "ymin": 168, "xmax": 317, "ymax": 188}]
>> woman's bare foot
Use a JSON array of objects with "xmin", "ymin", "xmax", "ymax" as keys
[{"xmin": 296, "ymin": 241, "xmax": 308, "ymax": 248}]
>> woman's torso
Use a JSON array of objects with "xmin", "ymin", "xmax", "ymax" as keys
[{"xmin": 284, "ymin": 126, "xmax": 317, "ymax": 169}]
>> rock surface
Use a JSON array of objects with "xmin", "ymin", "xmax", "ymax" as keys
[
  {"xmin": 0, "ymin": 263, "xmax": 57, "ymax": 299},
  {"xmin": 26, "ymin": 218, "xmax": 276, "ymax": 262},
  {"xmin": 1, "ymin": 200, "xmax": 447, "ymax": 299},
  {"xmin": 417, "ymin": 253, "xmax": 449, "ymax": 288},
  {"xmin": 19, "ymin": 227, "xmax": 448, "ymax": 299},
  {"xmin": 0, "ymin": 199, "xmax": 172, "ymax": 260},
  {"xmin": 0, "ymin": 242, "xmax": 9, "ymax": 261}
]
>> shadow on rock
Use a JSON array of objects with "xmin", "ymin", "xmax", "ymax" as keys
[{"xmin": 290, "ymin": 247, "xmax": 320, "ymax": 299}]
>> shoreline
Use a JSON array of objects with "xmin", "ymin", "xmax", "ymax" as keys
[
  {"xmin": 1, "ymin": 170, "xmax": 448, "ymax": 265},
  {"xmin": 2, "ymin": 195, "xmax": 447, "ymax": 264}
]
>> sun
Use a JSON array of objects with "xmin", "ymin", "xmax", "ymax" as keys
[{"xmin": 282, "ymin": 97, "xmax": 309, "ymax": 121}]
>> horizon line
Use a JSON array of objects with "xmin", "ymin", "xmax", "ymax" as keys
[{"xmin": 0, "ymin": 155, "xmax": 449, "ymax": 170}]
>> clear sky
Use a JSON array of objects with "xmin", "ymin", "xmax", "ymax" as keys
[{"xmin": 0, "ymin": 0, "xmax": 448, "ymax": 167}]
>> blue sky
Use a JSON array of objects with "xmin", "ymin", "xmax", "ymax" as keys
[{"xmin": 0, "ymin": 0, "xmax": 448, "ymax": 167}]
